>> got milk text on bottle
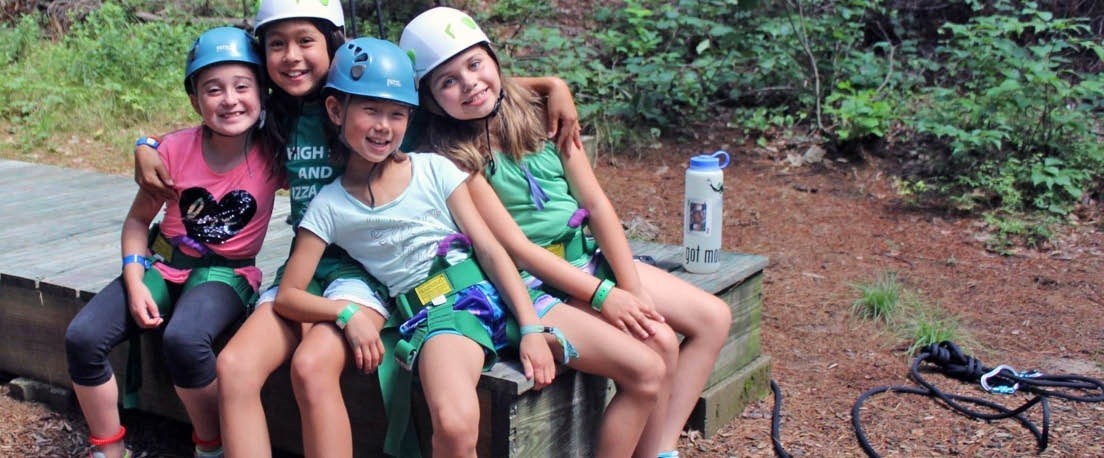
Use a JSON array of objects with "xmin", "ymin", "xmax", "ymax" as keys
[{"xmin": 683, "ymin": 150, "xmax": 730, "ymax": 273}]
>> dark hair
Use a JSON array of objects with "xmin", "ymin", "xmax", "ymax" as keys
[{"xmin": 256, "ymin": 18, "xmax": 346, "ymax": 175}]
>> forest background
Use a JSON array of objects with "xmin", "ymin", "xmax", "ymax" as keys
[{"xmin": 1, "ymin": 0, "xmax": 1103, "ymax": 456}]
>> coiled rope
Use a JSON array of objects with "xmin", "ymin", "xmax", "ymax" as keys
[{"xmin": 851, "ymin": 341, "xmax": 1104, "ymax": 457}]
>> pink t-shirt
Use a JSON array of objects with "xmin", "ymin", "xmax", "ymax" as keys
[{"xmin": 152, "ymin": 127, "xmax": 281, "ymax": 291}]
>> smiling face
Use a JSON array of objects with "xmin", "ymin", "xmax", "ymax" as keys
[
  {"xmin": 326, "ymin": 95, "xmax": 411, "ymax": 164},
  {"xmin": 190, "ymin": 63, "xmax": 262, "ymax": 137},
  {"xmin": 262, "ymin": 19, "xmax": 331, "ymax": 97},
  {"xmin": 426, "ymin": 45, "xmax": 501, "ymax": 120}
]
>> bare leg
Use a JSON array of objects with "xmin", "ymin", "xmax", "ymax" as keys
[
  {"xmin": 290, "ymin": 316, "xmax": 380, "ymax": 458},
  {"xmin": 542, "ymin": 304, "xmax": 665, "ymax": 458},
  {"xmin": 176, "ymin": 381, "xmax": 221, "ymax": 450},
  {"xmin": 638, "ymin": 262, "xmax": 731, "ymax": 450},
  {"xmin": 217, "ymin": 303, "xmax": 299, "ymax": 458},
  {"xmin": 630, "ymin": 319, "xmax": 680, "ymax": 458},
  {"xmin": 72, "ymin": 377, "xmax": 127, "ymax": 458},
  {"xmin": 417, "ymin": 334, "xmax": 485, "ymax": 458}
]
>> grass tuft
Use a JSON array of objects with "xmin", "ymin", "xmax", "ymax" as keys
[{"xmin": 850, "ymin": 271, "xmax": 902, "ymax": 323}]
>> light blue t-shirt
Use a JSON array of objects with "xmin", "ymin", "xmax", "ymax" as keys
[{"xmin": 298, "ymin": 153, "xmax": 470, "ymax": 296}]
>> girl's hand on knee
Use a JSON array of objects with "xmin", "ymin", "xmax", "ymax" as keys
[
  {"xmin": 519, "ymin": 334, "xmax": 556, "ymax": 390},
  {"xmin": 344, "ymin": 314, "xmax": 385, "ymax": 373},
  {"xmin": 600, "ymin": 288, "xmax": 659, "ymax": 339}
]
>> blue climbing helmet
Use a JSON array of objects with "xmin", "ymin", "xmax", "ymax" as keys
[
  {"xmin": 184, "ymin": 26, "xmax": 262, "ymax": 94},
  {"xmin": 324, "ymin": 37, "xmax": 419, "ymax": 108}
]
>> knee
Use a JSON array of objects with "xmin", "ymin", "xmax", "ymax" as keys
[
  {"xmin": 618, "ymin": 350, "xmax": 666, "ymax": 401},
  {"xmin": 289, "ymin": 346, "xmax": 342, "ymax": 400},
  {"xmin": 430, "ymin": 401, "xmax": 480, "ymax": 455},
  {"xmin": 162, "ymin": 327, "xmax": 210, "ymax": 364},
  {"xmin": 65, "ymin": 320, "xmax": 99, "ymax": 362},
  {"xmin": 696, "ymin": 295, "xmax": 732, "ymax": 346},
  {"xmin": 65, "ymin": 322, "xmax": 109, "ymax": 382},
  {"xmin": 216, "ymin": 346, "xmax": 264, "ymax": 395},
  {"xmin": 647, "ymin": 324, "xmax": 681, "ymax": 369}
]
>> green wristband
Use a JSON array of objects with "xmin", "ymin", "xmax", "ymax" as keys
[
  {"xmin": 589, "ymin": 279, "xmax": 615, "ymax": 312},
  {"xmin": 336, "ymin": 303, "xmax": 360, "ymax": 330}
]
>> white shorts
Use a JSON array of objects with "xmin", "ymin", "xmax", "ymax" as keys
[{"xmin": 256, "ymin": 277, "xmax": 390, "ymax": 320}]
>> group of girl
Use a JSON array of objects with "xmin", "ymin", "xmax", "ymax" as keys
[{"xmin": 65, "ymin": 2, "xmax": 729, "ymax": 458}]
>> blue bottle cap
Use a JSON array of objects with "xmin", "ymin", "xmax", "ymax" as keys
[{"xmin": 689, "ymin": 150, "xmax": 730, "ymax": 170}]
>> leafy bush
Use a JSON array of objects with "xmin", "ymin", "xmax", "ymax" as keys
[
  {"xmin": 501, "ymin": 0, "xmax": 740, "ymax": 150},
  {"xmin": 0, "ymin": 3, "xmax": 206, "ymax": 152},
  {"xmin": 906, "ymin": 1, "xmax": 1104, "ymax": 215}
]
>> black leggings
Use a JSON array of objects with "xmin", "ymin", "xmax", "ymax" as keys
[{"xmin": 65, "ymin": 276, "xmax": 244, "ymax": 388}]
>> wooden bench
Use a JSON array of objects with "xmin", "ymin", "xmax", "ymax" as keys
[{"xmin": 0, "ymin": 159, "xmax": 771, "ymax": 457}]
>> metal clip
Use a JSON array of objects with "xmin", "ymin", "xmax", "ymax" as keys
[{"xmin": 980, "ymin": 364, "xmax": 1019, "ymax": 394}]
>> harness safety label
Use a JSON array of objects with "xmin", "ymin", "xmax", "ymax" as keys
[{"xmin": 415, "ymin": 273, "xmax": 453, "ymax": 306}]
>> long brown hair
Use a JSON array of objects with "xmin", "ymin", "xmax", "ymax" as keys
[{"xmin": 417, "ymin": 51, "xmax": 547, "ymax": 174}]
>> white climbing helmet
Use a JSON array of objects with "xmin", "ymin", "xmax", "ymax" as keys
[
  {"xmin": 253, "ymin": 0, "xmax": 345, "ymax": 34},
  {"xmin": 400, "ymin": 7, "xmax": 493, "ymax": 86}
]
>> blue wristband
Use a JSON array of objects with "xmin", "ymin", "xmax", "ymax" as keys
[
  {"xmin": 519, "ymin": 325, "xmax": 580, "ymax": 364},
  {"xmin": 122, "ymin": 254, "xmax": 151, "ymax": 270},
  {"xmin": 136, "ymin": 136, "xmax": 161, "ymax": 150}
]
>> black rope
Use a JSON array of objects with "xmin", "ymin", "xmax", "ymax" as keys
[
  {"xmin": 769, "ymin": 379, "xmax": 792, "ymax": 458},
  {"xmin": 851, "ymin": 340, "xmax": 1104, "ymax": 457}
]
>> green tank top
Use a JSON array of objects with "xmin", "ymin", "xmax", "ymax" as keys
[{"xmin": 484, "ymin": 141, "xmax": 579, "ymax": 246}]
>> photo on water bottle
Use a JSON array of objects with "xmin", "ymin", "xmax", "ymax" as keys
[{"xmin": 687, "ymin": 200, "xmax": 709, "ymax": 234}]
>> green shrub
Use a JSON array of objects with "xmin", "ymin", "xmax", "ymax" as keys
[
  {"xmin": 907, "ymin": 0, "xmax": 1104, "ymax": 215},
  {"xmin": 0, "ymin": 3, "xmax": 205, "ymax": 153}
]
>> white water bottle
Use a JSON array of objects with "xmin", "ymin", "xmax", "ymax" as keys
[{"xmin": 683, "ymin": 150, "xmax": 730, "ymax": 273}]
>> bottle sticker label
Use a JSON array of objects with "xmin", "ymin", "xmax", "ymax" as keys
[{"xmin": 687, "ymin": 199, "xmax": 710, "ymax": 235}]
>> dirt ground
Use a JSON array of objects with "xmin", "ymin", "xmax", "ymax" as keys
[{"xmin": 3, "ymin": 131, "xmax": 1104, "ymax": 457}]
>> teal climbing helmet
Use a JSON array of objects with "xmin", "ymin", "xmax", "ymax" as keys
[
  {"xmin": 324, "ymin": 37, "xmax": 419, "ymax": 108},
  {"xmin": 184, "ymin": 26, "xmax": 262, "ymax": 94}
]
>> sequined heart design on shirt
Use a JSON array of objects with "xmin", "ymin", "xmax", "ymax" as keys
[{"xmin": 179, "ymin": 187, "xmax": 258, "ymax": 244}]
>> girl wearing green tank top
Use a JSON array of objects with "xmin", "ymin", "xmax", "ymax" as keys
[{"xmin": 403, "ymin": 7, "xmax": 732, "ymax": 458}]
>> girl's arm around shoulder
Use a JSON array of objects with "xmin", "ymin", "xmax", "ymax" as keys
[{"xmin": 512, "ymin": 76, "xmax": 582, "ymax": 153}]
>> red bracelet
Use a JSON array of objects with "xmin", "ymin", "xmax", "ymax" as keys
[
  {"xmin": 89, "ymin": 426, "xmax": 126, "ymax": 447},
  {"xmin": 192, "ymin": 431, "xmax": 222, "ymax": 449}
]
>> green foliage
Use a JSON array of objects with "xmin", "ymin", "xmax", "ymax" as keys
[
  {"xmin": 501, "ymin": 0, "xmax": 740, "ymax": 150},
  {"xmin": 850, "ymin": 271, "xmax": 902, "ymax": 323},
  {"xmin": 824, "ymin": 81, "xmax": 892, "ymax": 141},
  {"xmin": 981, "ymin": 212, "xmax": 1055, "ymax": 255},
  {"xmin": 0, "ymin": 14, "xmax": 40, "ymax": 67},
  {"xmin": 907, "ymin": 0, "xmax": 1104, "ymax": 215},
  {"xmin": 849, "ymin": 270, "xmax": 973, "ymax": 355},
  {"xmin": 0, "ymin": 3, "xmax": 204, "ymax": 153},
  {"xmin": 903, "ymin": 306, "xmax": 965, "ymax": 357}
]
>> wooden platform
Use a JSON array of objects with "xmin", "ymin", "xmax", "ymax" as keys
[{"xmin": 0, "ymin": 159, "xmax": 771, "ymax": 457}]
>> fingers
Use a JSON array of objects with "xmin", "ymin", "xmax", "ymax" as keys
[{"xmin": 521, "ymin": 355, "xmax": 534, "ymax": 382}]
